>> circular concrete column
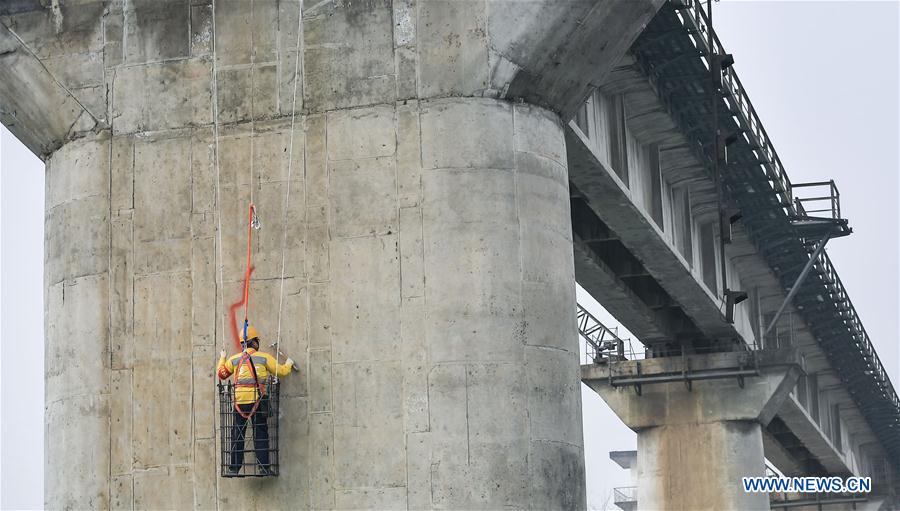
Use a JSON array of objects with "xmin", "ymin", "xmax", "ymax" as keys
[
  {"xmin": 44, "ymin": 97, "xmax": 585, "ymax": 509},
  {"xmin": 44, "ymin": 134, "xmax": 113, "ymax": 510}
]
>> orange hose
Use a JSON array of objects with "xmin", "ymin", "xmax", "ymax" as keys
[
  {"xmin": 227, "ymin": 267, "xmax": 254, "ymax": 352},
  {"xmin": 243, "ymin": 203, "xmax": 255, "ymax": 323},
  {"xmin": 227, "ymin": 203, "xmax": 257, "ymax": 352}
]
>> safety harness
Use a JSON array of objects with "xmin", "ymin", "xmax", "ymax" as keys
[{"xmin": 232, "ymin": 349, "xmax": 264, "ymax": 419}]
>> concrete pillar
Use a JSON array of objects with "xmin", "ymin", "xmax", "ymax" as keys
[
  {"xmin": 583, "ymin": 351, "xmax": 802, "ymax": 511},
  {"xmin": 42, "ymin": 93, "xmax": 586, "ymax": 510},
  {"xmin": 1, "ymin": 0, "xmax": 665, "ymax": 508}
]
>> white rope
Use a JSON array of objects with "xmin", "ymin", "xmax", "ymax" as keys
[
  {"xmin": 249, "ymin": 0, "xmax": 255, "ymax": 210},
  {"xmin": 211, "ymin": 0, "xmax": 226, "ymax": 354},
  {"xmin": 244, "ymin": 0, "xmax": 256, "ymax": 326},
  {"xmin": 274, "ymin": 0, "xmax": 304, "ymax": 376},
  {"xmin": 210, "ymin": 0, "xmax": 226, "ymax": 497}
]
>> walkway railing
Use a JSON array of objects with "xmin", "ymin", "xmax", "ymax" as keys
[
  {"xmin": 813, "ymin": 250, "xmax": 899, "ymax": 411},
  {"xmin": 792, "ymin": 180, "xmax": 841, "ymax": 220},
  {"xmin": 577, "ymin": 302, "xmax": 642, "ymax": 363},
  {"xmin": 674, "ymin": 0, "xmax": 793, "ymax": 212},
  {"xmin": 671, "ymin": 0, "xmax": 900, "ymax": 427}
]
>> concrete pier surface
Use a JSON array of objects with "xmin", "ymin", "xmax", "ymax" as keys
[{"xmin": 0, "ymin": 0, "xmax": 663, "ymax": 508}]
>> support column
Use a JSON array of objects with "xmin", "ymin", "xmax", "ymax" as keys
[
  {"xmin": 42, "ymin": 97, "xmax": 587, "ymax": 509},
  {"xmin": 583, "ymin": 350, "xmax": 802, "ymax": 511}
]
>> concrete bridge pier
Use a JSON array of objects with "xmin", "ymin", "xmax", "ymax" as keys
[
  {"xmin": 39, "ymin": 97, "xmax": 588, "ymax": 510},
  {"xmin": 583, "ymin": 351, "xmax": 802, "ymax": 510}
]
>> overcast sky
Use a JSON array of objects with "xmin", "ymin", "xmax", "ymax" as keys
[{"xmin": 1, "ymin": 2, "xmax": 898, "ymax": 510}]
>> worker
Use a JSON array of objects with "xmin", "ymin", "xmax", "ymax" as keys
[{"xmin": 217, "ymin": 325, "xmax": 294, "ymax": 476}]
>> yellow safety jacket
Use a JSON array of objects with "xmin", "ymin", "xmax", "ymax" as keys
[{"xmin": 217, "ymin": 348, "xmax": 293, "ymax": 404}]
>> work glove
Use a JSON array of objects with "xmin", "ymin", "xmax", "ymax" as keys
[
  {"xmin": 220, "ymin": 350, "xmax": 226, "ymax": 358},
  {"xmin": 285, "ymin": 358, "xmax": 294, "ymax": 367}
]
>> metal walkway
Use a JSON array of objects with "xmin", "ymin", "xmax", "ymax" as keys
[
  {"xmin": 577, "ymin": 302, "xmax": 629, "ymax": 363},
  {"xmin": 621, "ymin": 0, "xmax": 900, "ymax": 465}
]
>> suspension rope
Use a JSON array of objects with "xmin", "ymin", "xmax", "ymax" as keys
[
  {"xmin": 242, "ymin": 204, "xmax": 257, "ymax": 338},
  {"xmin": 211, "ymin": 0, "xmax": 227, "ymax": 354},
  {"xmin": 212, "ymin": 0, "xmax": 303, "ymax": 363},
  {"xmin": 242, "ymin": 0, "xmax": 257, "ymax": 329},
  {"xmin": 210, "ymin": 0, "xmax": 230, "ymax": 492},
  {"xmin": 274, "ymin": 0, "xmax": 304, "ymax": 377}
]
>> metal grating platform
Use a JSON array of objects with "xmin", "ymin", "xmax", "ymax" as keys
[{"xmin": 626, "ymin": 0, "xmax": 900, "ymax": 465}]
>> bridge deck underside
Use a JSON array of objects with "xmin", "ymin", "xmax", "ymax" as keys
[{"xmin": 627, "ymin": 0, "xmax": 900, "ymax": 464}]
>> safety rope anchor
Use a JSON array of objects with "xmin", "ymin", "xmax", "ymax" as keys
[{"xmin": 250, "ymin": 206, "xmax": 261, "ymax": 230}]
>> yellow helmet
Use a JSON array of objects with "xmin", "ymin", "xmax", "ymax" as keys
[{"xmin": 242, "ymin": 325, "xmax": 260, "ymax": 343}]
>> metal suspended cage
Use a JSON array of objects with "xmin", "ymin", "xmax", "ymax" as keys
[{"xmin": 218, "ymin": 378, "xmax": 281, "ymax": 477}]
